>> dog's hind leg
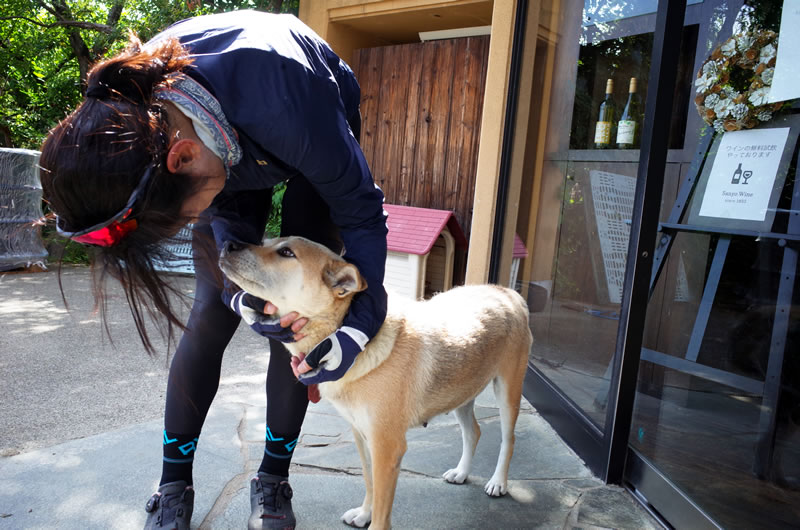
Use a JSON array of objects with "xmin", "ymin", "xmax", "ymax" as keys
[
  {"xmin": 342, "ymin": 427, "xmax": 373, "ymax": 528},
  {"xmin": 443, "ymin": 399, "xmax": 480, "ymax": 485},
  {"xmin": 485, "ymin": 372, "xmax": 523, "ymax": 497}
]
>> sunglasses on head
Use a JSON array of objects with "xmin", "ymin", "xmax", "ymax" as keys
[{"xmin": 56, "ymin": 165, "xmax": 155, "ymax": 247}]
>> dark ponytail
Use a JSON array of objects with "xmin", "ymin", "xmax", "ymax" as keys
[
  {"xmin": 85, "ymin": 35, "xmax": 190, "ymax": 104},
  {"xmin": 41, "ymin": 34, "xmax": 216, "ymax": 355}
]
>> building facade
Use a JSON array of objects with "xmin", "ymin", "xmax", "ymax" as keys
[{"xmin": 300, "ymin": 1, "xmax": 800, "ymax": 527}]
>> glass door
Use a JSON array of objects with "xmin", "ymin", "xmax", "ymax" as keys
[
  {"xmin": 517, "ymin": 0, "xmax": 693, "ymax": 473},
  {"xmin": 515, "ymin": 0, "xmax": 798, "ymax": 526},
  {"xmin": 626, "ymin": 1, "xmax": 800, "ymax": 528}
]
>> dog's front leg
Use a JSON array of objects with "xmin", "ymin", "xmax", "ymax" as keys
[
  {"xmin": 368, "ymin": 429, "xmax": 407, "ymax": 530},
  {"xmin": 342, "ymin": 427, "xmax": 373, "ymax": 527}
]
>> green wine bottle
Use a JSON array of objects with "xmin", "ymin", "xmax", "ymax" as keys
[
  {"xmin": 616, "ymin": 77, "xmax": 641, "ymax": 149},
  {"xmin": 594, "ymin": 78, "xmax": 616, "ymax": 149}
]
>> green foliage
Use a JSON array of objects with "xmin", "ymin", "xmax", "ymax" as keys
[
  {"xmin": 0, "ymin": 0, "xmax": 299, "ymax": 149},
  {"xmin": 740, "ymin": 0, "xmax": 782, "ymax": 33},
  {"xmin": 2, "ymin": 2, "xmax": 74, "ymax": 148},
  {"xmin": 265, "ymin": 182, "xmax": 285, "ymax": 237},
  {"xmin": 41, "ymin": 225, "xmax": 90, "ymax": 264}
]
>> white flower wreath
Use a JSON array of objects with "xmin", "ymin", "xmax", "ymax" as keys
[{"xmin": 694, "ymin": 29, "xmax": 784, "ymax": 133}]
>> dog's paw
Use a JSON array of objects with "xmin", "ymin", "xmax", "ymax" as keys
[
  {"xmin": 484, "ymin": 479, "xmax": 508, "ymax": 497},
  {"xmin": 342, "ymin": 507, "xmax": 371, "ymax": 528},
  {"xmin": 443, "ymin": 467, "xmax": 469, "ymax": 484}
]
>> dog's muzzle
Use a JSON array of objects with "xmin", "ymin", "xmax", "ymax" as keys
[{"xmin": 220, "ymin": 239, "xmax": 249, "ymax": 258}]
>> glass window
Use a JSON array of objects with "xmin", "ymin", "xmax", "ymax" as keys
[
  {"xmin": 516, "ymin": 0, "xmax": 798, "ymax": 526},
  {"xmin": 519, "ymin": 0, "xmax": 668, "ymax": 430},
  {"xmin": 629, "ymin": 1, "xmax": 800, "ymax": 528}
]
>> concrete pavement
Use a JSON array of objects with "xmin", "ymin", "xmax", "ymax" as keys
[{"xmin": 0, "ymin": 267, "xmax": 659, "ymax": 529}]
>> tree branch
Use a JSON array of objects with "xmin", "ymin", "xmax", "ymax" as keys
[
  {"xmin": 91, "ymin": 1, "xmax": 125, "ymax": 57},
  {"xmin": 0, "ymin": 16, "xmax": 113, "ymax": 33},
  {"xmin": 40, "ymin": 0, "xmax": 96, "ymax": 87},
  {"xmin": 106, "ymin": 1, "xmax": 124, "ymax": 27},
  {"xmin": 35, "ymin": 0, "xmax": 59, "ymax": 18}
]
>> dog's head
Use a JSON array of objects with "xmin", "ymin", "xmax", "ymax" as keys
[{"xmin": 218, "ymin": 236, "xmax": 367, "ymax": 322}]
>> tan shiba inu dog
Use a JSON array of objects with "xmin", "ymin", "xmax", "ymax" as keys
[{"xmin": 219, "ymin": 236, "xmax": 532, "ymax": 530}]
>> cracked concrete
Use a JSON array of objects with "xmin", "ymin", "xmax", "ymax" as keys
[{"xmin": 0, "ymin": 268, "xmax": 660, "ymax": 529}]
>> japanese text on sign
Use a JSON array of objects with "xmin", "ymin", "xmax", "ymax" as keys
[
  {"xmin": 699, "ymin": 127, "xmax": 789, "ymax": 222},
  {"xmin": 724, "ymin": 143, "xmax": 779, "ymax": 159}
]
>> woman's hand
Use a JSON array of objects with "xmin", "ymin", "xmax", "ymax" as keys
[
  {"xmin": 260, "ymin": 300, "xmax": 308, "ymax": 341},
  {"xmin": 290, "ymin": 352, "xmax": 322, "ymax": 403},
  {"xmin": 229, "ymin": 291, "xmax": 308, "ymax": 342},
  {"xmin": 290, "ymin": 352, "xmax": 307, "ymax": 378},
  {"xmin": 292, "ymin": 327, "xmax": 366, "ymax": 384}
]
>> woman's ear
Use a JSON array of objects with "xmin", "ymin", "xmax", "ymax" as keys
[{"xmin": 166, "ymin": 138, "xmax": 201, "ymax": 175}]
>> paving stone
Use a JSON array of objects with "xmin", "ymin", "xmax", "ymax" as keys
[
  {"xmin": 570, "ymin": 484, "xmax": 661, "ymax": 530},
  {"xmin": 0, "ymin": 268, "xmax": 660, "ymax": 530},
  {"xmin": 0, "ymin": 402, "xmax": 243, "ymax": 530},
  {"xmin": 209, "ymin": 471, "xmax": 583, "ymax": 530}
]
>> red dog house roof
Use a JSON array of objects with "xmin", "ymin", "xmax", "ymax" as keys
[
  {"xmin": 513, "ymin": 233, "xmax": 529, "ymax": 259},
  {"xmin": 384, "ymin": 204, "xmax": 468, "ymax": 255}
]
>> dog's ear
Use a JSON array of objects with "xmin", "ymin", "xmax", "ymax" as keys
[{"xmin": 324, "ymin": 261, "xmax": 368, "ymax": 298}]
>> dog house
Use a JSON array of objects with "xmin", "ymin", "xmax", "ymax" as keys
[
  {"xmin": 384, "ymin": 204, "xmax": 467, "ymax": 300},
  {"xmin": 509, "ymin": 233, "xmax": 529, "ymax": 289}
]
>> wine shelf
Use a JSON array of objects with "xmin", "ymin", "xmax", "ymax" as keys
[{"xmin": 547, "ymin": 149, "xmax": 690, "ymax": 163}]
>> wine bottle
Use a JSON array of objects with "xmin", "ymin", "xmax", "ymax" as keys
[
  {"xmin": 616, "ymin": 77, "xmax": 641, "ymax": 149},
  {"xmin": 594, "ymin": 79, "xmax": 616, "ymax": 149},
  {"xmin": 731, "ymin": 162, "xmax": 743, "ymax": 184}
]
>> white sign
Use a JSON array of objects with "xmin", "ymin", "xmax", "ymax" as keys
[
  {"xmin": 768, "ymin": 1, "xmax": 800, "ymax": 103},
  {"xmin": 699, "ymin": 127, "xmax": 789, "ymax": 221}
]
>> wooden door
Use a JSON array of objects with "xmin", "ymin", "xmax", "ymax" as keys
[{"xmin": 350, "ymin": 35, "xmax": 490, "ymax": 242}]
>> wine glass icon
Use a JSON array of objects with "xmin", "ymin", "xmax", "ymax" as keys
[{"xmin": 742, "ymin": 170, "xmax": 753, "ymax": 184}]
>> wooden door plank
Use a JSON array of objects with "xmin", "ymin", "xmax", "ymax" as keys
[
  {"xmin": 353, "ymin": 47, "xmax": 383, "ymax": 173},
  {"xmin": 383, "ymin": 43, "xmax": 412, "ymax": 205},
  {"xmin": 427, "ymin": 39, "xmax": 456, "ymax": 210},
  {"xmin": 443, "ymin": 37, "xmax": 469, "ymax": 214},
  {"xmin": 413, "ymin": 42, "xmax": 436, "ymax": 209},
  {"xmin": 373, "ymin": 44, "xmax": 399, "ymax": 196},
  {"xmin": 397, "ymin": 42, "xmax": 425, "ymax": 206}
]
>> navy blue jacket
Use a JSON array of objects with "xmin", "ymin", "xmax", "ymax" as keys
[{"xmin": 155, "ymin": 11, "xmax": 388, "ymax": 341}]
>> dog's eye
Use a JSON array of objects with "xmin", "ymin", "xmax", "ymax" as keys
[{"xmin": 277, "ymin": 246, "xmax": 295, "ymax": 258}]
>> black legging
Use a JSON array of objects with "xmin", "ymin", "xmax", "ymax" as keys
[{"xmin": 163, "ymin": 175, "xmax": 342, "ymax": 448}]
